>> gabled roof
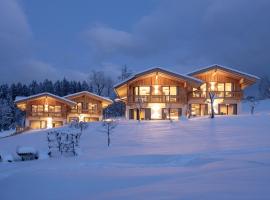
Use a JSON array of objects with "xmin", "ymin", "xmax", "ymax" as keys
[
  {"xmin": 114, "ymin": 67, "xmax": 203, "ymax": 88},
  {"xmin": 64, "ymin": 91, "xmax": 113, "ymax": 104},
  {"xmin": 187, "ymin": 64, "xmax": 260, "ymax": 81},
  {"xmin": 14, "ymin": 92, "xmax": 77, "ymax": 106}
]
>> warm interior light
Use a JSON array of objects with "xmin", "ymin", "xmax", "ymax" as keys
[
  {"xmin": 154, "ymin": 85, "xmax": 159, "ymax": 95},
  {"xmin": 210, "ymin": 82, "xmax": 216, "ymax": 91},
  {"xmin": 149, "ymin": 103, "xmax": 164, "ymax": 119},
  {"xmin": 79, "ymin": 114, "xmax": 84, "ymax": 122},
  {"xmin": 44, "ymin": 104, "xmax": 48, "ymax": 112},
  {"xmin": 47, "ymin": 117, "xmax": 52, "ymax": 129}
]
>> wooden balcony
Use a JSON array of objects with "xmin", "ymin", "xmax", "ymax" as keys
[
  {"xmin": 70, "ymin": 109, "xmax": 101, "ymax": 115},
  {"xmin": 128, "ymin": 95, "xmax": 185, "ymax": 104},
  {"xmin": 29, "ymin": 112, "xmax": 66, "ymax": 118},
  {"xmin": 189, "ymin": 91, "xmax": 243, "ymax": 100}
]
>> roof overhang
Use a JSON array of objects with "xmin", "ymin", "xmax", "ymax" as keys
[
  {"xmin": 114, "ymin": 67, "xmax": 203, "ymax": 90},
  {"xmin": 64, "ymin": 91, "xmax": 113, "ymax": 107},
  {"xmin": 15, "ymin": 92, "xmax": 77, "ymax": 107}
]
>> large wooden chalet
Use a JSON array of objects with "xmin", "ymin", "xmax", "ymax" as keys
[
  {"xmin": 114, "ymin": 65, "xmax": 259, "ymax": 120},
  {"xmin": 15, "ymin": 91, "xmax": 112, "ymax": 129}
]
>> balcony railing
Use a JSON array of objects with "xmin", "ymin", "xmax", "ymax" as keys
[
  {"xmin": 128, "ymin": 95, "xmax": 185, "ymax": 103},
  {"xmin": 70, "ymin": 109, "xmax": 100, "ymax": 115},
  {"xmin": 189, "ymin": 91, "xmax": 243, "ymax": 99},
  {"xmin": 30, "ymin": 112, "xmax": 66, "ymax": 118}
]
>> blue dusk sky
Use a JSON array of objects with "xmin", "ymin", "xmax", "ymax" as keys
[{"xmin": 0, "ymin": 0, "xmax": 270, "ymax": 83}]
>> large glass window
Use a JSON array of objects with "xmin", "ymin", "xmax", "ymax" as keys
[
  {"xmin": 139, "ymin": 86, "xmax": 150, "ymax": 95},
  {"xmin": 49, "ymin": 105, "xmax": 55, "ymax": 112},
  {"xmin": 170, "ymin": 86, "xmax": 177, "ymax": 95},
  {"xmin": 37, "ymin": 105, "xmax": 44, "ymax": 112},
  {"xmin": 88, "ymin": 103, "xmax": 98, "ymax": 113},
  {"xmin": 217, "ymin": 83, "xmax": 225, "ymax": 91},
  {"xmin": 77, "ymin": 103, "xmax": 82, "ymax": 112},
  {"xmin": 162, "ymin": 87, "xmax": 170, "ymax": 95},
  {"xmin": 55, "ymin": 106, "xmax": 61, "ymax": 113},
  {"xmin": 225, "ymin": 83, "xmax": 233, "ymax": 97},
  {"xmin": 32, "ymin": 105, "xmax": 37, "ymax": 112},
  {"xmin": 162, "ymin": 86, "xmax": 177, "ymax": 95}
]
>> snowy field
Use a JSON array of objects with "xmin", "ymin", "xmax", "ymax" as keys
[{"xmin": 1, "ymin": 102, "xmax": 270, "ymax": 199}]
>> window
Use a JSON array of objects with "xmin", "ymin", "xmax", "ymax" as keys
[
  {"xmin": 37, "ymin": 105, "xmax": 44, "ymax": 112},
  {"xmin": 77, "ymin": 103, "xmax": 82, "ymax": 112},
  {"xmin": 162, "ymin": 86, "xmax": 177, "ymax": 95},
  {"xmin": 217, "ymin": 83, "xmax": 224, "ymax": 91},
  {"xmin": 191, "ymin": 104, "xmax": 200, "ymax": 116},
  {"xmin": 170, "ymin": 86, "xmax": 177, "ymax": 95},
  {"xmin": 55, "ymin": 106, "xmax": 61, "ymax": 113},
  {"xmin": 88, "ymin": 103, "xmax": 98, "ymax": 113},
  {"xmin": 152, "ymin": 85, "xmax": 160, "ymax": 95},
  {"xmin": 49, "ymin": 106, "xmax": 55, "ymax": 112},
  {"xmin": 139, "ymin": 86, "xmax": 150, "ymax": 95},
  {"xmin": 32, "ymin": 105, "xmax": 37, "ymax": 112},
  {"xmin": 135, "ymin": 87, "xmax": 139, "ymax": 95},
  {"xmin": 162, "ymin": 87, "xmax": 170, "ymax": 95},
  {"xmin": 225, "ymin": 83, "xmax": 232, "ymax": 97}
]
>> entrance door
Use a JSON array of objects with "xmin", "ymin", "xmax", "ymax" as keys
[{"xmin": 145, "ymin": 108, "xmax": 151, "ymax": 120}]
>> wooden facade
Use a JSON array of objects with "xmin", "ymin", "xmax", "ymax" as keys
[
  {"xmin": 114, "ymin": 66, "xmax": 259, "ymax": 120},
  {"xmin": 15, "ymin": 92, "xmax": 113, "ymax": 129}
]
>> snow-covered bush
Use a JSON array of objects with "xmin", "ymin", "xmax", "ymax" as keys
[
  {"xmin": 0, "ymin": 153, "xmax": 14, "ymax": 162},
  {"xmin": 47, "ymin": 130, "xmax": 82, "ymax": 157},
  {"xmin": 16, "ymin": 146, "xmax": 38, "ymax": 161},
  {"xmin": 69, "ymin": 120, "xmax": 88, "ymax": 132}
]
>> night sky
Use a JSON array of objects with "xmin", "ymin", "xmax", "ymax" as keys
[{"xmin": 0, "ymin": 0, "xmax": 269, "ymax": 83}]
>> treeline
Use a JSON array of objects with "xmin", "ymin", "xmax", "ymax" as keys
[{"xmin": 0, "ymin": 66, "xmax": 133, "ymax": 131}]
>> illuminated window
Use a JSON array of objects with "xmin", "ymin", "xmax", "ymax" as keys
[
  {"xmin": 209, "ymin": 82, "xmax": 216, "ymax": 91},
  {"xmin": 162, "ymin": 87, "xmax": 170, "ymax": 95},
  {"xmin": 49, "ymin": 106, "xmax": 55, "ymax": 112},
  {"xmin": 135, "ymin": 87, "xmax": 139, "ymax": 95},
  {"xmin": 191, "ymin": 104, "xmax": 200, "ymax": 116},
  {"xmin": 170, "ymin": 86, "xmax": 177, "ymax": 95},
  {"xmin": 225, "ymin": 83, "xmax": 232, "ymax": 97},
  {"xmin": 139, "ymin": 86, "xmax": 150, "ymax": 95},
  {"xmin": 77, "ymin": 103, "xmax": 82, "ymax": 112},
  {"xmin": 55, "ymin": 106, "xmax": 61, "ymax": 113},
  {"xmin": 32, "ymin": 105, "xmax": 37, "ymax": 112},
  {"xmin": 37, "ymin": 105, "xmax": 44, "ymax": 112},
  {"xmin": 88, "ymin": 103, "xmax": 97, "ymax": 112},
  {"xmin": 153, "ymin": 85, "xmax": 160, "ymax": 95},
  {"xmin": 225, "ymin": 83, "xmax": 232, "ymax": 91},
  {"xmin": 217, "ymin": 83, "xmax": 224, "ymax": 91}
]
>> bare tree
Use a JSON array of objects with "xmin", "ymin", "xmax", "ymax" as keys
[
  {"xmin": 135, "ymin": 97, "xmax": 144, "ymax": 122},
  {"xmin": 118, "ymin": 65, "xmax": 132, "ymax": 81},
  {"xmin": 102, "ymin": 119, "xmax": 117, "ymax": 147},
  {"xmin": 209, "ymin": 91, "xmax": 216, "ymax": 119},
  {"xmin": 245, "ymin": 96, "xmax": 259, "ymax": 115},
  {"xmin": 259, "ymin": 76, "xmax": 270, "ymax": 99},
  {"xmin": 89, "ymin": 70, "xmax": 106, "ymax": 96}
]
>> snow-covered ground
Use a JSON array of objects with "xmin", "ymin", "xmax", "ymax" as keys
[
  {"xmin": 0, "ymin": 129, "xmax": 14, "ymax": 138},
  {"xmin": 1, "ymin": 102, "xmax": 270, "ymax": 200}
]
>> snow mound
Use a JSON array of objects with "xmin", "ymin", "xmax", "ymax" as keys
[{"xmin": 16, "ymin": 146, "xmax": 37, "ymax": 154}]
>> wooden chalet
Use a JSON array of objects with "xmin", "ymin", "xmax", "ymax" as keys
[
  {"xmin": 15, "ymin": 91, "xmax": 113, "ymax": 129},
  {"xmin": 114, "ymin": 65, "xmax": 259, "ymax": 120}
]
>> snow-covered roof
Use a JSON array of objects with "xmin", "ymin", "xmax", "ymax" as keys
[
  {"xmin": 187, "ymin": 64, "xmax": 260, "ymax": 80},
  {"xmin": 114, "ymin": 67, "xmax": 203, "ymax": 88},
  {"xmin": 14, "ymin": 92, "xmax": 77, "ymax": 106},
  {"xmin": 64, "ymin": 91, "xmax": 113, "ymax": 103}
]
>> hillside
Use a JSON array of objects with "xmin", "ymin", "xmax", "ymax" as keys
[{"xmin": 1, "ymin": 110, "xmax": 270, "ymax": 199}]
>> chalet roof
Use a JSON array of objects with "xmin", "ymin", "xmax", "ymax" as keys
[
  {"xmin": 64, "ymin": 91, "xmax": 113, "ymax": 104},
  {"xmin": 114, "ymin": 67, "xmax": 203, "ymax": 88},
  {"xmin": 187, "ymin": 64, "xmax": 260, "ymax": 81},
  {"xmin": 14, "ymin": 92, "xmax": 77, "ymax": 106}
]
